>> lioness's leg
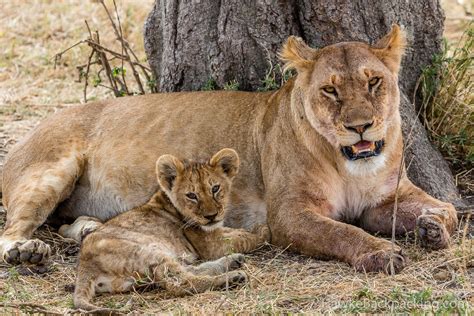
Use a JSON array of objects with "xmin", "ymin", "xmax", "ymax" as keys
[
  {"xmin": 184, "ymin": 225, "xmax": 270, "ymax": 260},
  {"xmin": 267, "ymin": 199, "xmax": 406, "ymax": 274},
  {"xmin": 359, "ymin": 179, "xmax": 458, "ymax": 249},
  {"xmin": 1, "ymin": 152, "xmax": 84, "ymax": 264},
  {"xmin": 152, "ymin": 257, "xmax": 247, "ymax": 296}
]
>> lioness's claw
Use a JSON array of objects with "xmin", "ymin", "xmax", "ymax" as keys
[
  {"xmin": 354, "ymin": 246, "xmax": 406, "ymax": 274},
  {"xmin": 417, "ymin": 215, "xmax": 450, "ymax": 250},
  {"xmin": 3, "ymin": 239, "xmax": 51, "ymax": 265}
]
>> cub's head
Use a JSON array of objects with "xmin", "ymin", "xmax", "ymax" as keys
[
  {"xmin": 280, "ymin": 25, "xmax": 406, "ymax": 174},
  {"xmin": 156, "ymin": 148, "xmax": 240, "ymax": 231}
]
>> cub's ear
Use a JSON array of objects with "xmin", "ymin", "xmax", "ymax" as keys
[
  {"xmin": 156, "ymin": 154, "xmax": 184, "ymax": 192},
  {"xmin": 279, "ymin": 36, "xmax": 317, "ymax": 73},
  {"xmin": 209, "ymin": 148, "xmax": 240, "ymax": 179},
  {"xmin": 370, "ymin": 24, "xmax": 407, "ymax": 74}
]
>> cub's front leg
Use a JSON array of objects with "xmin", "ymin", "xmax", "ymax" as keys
[
  {"xmin": 184, "ymin": 225, "xmax": 270, "ymax": 260},
  {"xmin": 359, "ymin": 178, "xmax": 458, "ymax": 250}
]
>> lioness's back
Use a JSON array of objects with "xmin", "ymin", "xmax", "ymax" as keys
[{"xmin": 60, "ymin": 91, "xmax": 270, "ymax": 220}]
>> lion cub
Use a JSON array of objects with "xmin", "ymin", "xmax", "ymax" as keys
[{"xmin": 73, "ymin": 148, "xmax": 270, "ymax": 311}]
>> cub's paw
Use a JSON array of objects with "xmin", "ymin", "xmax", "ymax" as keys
[
  {"xmin": 225, "ymin": 270, "xmax": 248, "ymax": 288},
  {"xmin": 224, "ymin": 253, "xmax": 246, "ymax": 270},
  {"xmin": 253, "ymin": 224, "xmax": 271, "ymax": 242},
  {"xmin": 3, "ymin": 239, "xmax": 51, "ymax": 265},
  {"xmin": 417, "ymin": 213, "xmax": 450, "ymax": 250},
  {"xmin": 354, "ymin": 245, "xmax": 406, "ymax": 275}
]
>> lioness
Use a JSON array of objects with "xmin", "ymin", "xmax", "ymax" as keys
[
  {"xmin": 1, "ymin": 25, "xmax": 458, "ymax": 273},
  {"xmin": 71, "ymin": 148, "xmax": 269, "ymax": 311}
]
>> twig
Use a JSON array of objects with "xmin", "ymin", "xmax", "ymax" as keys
[
  {"xmin": 53, "ymin": 40, "xmax": 86, "ymax": 68},
  {"xmin": 54, "ymin": 1, "xmax": 155, "ymax": 100},
  {"xmin": 94, "ymin": 31, "xmax": 120, "ymax": 97},
  {"xmin": 82, "ymin": 50, "xmax": 95, "ymax": 103},
  {"xmin": 112, "ymin": 0, "xmax": 129, "ymax": 95},
  {"xmin": 390, "ymin": 79, "xmax": 427, "ymax": 275},
  {"xmin": 99, "ymin": 0, "xmax": 145, "ymax": 94}
]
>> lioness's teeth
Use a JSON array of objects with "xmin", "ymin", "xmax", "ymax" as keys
[
  {"xmin": 369, "ymin": 142, "xmax": 376, "ymax": 151},
  {"xmin": 351, "ymin": 145, "xmax": 358, "ymax": 153}
]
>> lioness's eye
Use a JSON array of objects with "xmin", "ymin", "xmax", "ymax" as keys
[
  {"xmin": 322, "ymin": 86, "xmax": 337, "ymax": 95},
  {"xmin": 322, "ymin": 86, "xmax": 338, "ymax": 98},
  {"xmin": 211, "ymin": 185, "xmax": 220, "ymax": 194},
  {"xmin": 186, "ymin": 192, "xmax": 198, "ymax": 200},
  {"xmin": 368, "ymin": 77, "xmax": 381, "ymax": 88}
]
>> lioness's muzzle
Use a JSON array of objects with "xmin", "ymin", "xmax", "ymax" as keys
[{"xmin": 341, "ymin": 140, "xmax": 384, "ymax": 161}]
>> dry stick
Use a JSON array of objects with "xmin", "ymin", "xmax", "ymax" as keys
[
  {"xmin": 109, "ymin": 1, "xmax": 154, "ymax": 91},
  {"xmin": 94, "ymin": 31, "xmax": 120, "ymax": 97},
  {"xmin": 53, "ymin": 40, "xmax": 86, "ymax": 69},
  {"xmin": 81, "ymin": 21, "xmax": 95, "ymax": 103},
  {"xmin": 82, "ymin": 50, "xmax": 95, "ymax": 103},
  {"xmin": 99, "ymin": 0, "xmax": 145, "ymax": 94},
  {"xmin": 112, "ymin": 0, "xmax": 129, "ymax": 95},
  {"xmin": 390, "ymin": 77, "xmax": 425, "ymax": 275},
  {"xmin": 55, "ymin": 7, "xmax": 154, "ymax": 98}
]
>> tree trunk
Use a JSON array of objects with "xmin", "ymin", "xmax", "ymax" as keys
[{"xmin": 144, "ymin": 0, "xmax": 464, "ymax": 207}]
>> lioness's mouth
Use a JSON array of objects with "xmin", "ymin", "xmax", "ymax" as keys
[{"xmin": 341, "ymin": 140, "xmax": 384, "ymax": 161}]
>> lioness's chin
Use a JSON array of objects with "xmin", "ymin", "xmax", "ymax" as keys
[
  {"xmin": 344, "ymin": 153, "xmax": 386, "ymax": 176},
  {"xmin": 200, "ymin": 221, "xmax": 223, "ymax": 232}
]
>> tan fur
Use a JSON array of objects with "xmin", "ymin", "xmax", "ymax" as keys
[
  {"xmin": 73, "ymin": 149, "xmax": 270, "ymax": 311},
  {"xmin": 1, "ymin": 25, "xmax": 457, "ymax": 273}
]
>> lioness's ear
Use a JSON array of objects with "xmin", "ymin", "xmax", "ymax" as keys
[
  {"xmin": 209, "ymin": 148, "xmax": 240, "ymax": 179},
  {"xmin": 370, "ymin": 24, "xmax": 407, "ymax": 74},
  {"xmin": 156, "ymin": 154, "xmax": 184, "ymax": 191},
  {"xmin": 279, "ymin": 36, "xmax": 316, "ymax": 73}
]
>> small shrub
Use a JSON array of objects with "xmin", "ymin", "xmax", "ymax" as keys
[
  {"xmin": 419, "ymin": 24, "xmax": 473, "ymax": 177},
  {"xmin": 202, "ymin": 77, "xmax": 217, "ymax": 91},
  {"xmin": 223, "ymin": 79, "xmax": 240, "ymax": 91}
]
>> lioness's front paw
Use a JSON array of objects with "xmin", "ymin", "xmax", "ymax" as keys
[
  {"xmin": 3, "ymin": 239, "xmax": 51, "ymax": 265},
  {"xmin": 354, "ymin": 245, "xmax": 406, "ymax": 274},
  {"xmin": 417, "ymin": 214, "xmax": 450, "ymax": 250}
]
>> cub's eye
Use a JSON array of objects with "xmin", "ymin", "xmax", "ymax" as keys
[
  {"xmin": 185, "ymin": 192, "xmax": 198, "ymax": 200},
  {"xmin": 211, "ymin": 185, "xmax": 220, "ymax": 194},
  {"xmin": 322, "ymin": 86, "xmax": 337, "ymax": 96},
  {"xmin": 368, "ymin": 77, "xmax": 381, "ymax": 89}
]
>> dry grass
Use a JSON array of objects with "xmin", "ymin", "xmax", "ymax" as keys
[
  {"xmin": 0, "ymin": 208, "xmax": 472, "ymax": 314},
  {"xmin": 0, "ymin": 0, "xmax": 152, "ymax": 161},
  {"xmin": 0, "ymin": 0, "xmax": 473, "ymax": 314},
  {"xmin": 419, "ymin": 23, "xmax": 473, "ymax": 198}
]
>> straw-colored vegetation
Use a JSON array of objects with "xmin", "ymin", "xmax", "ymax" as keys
[
  {"xmin": 419, "ymin": 23, "xmax": 473, "ymax": 196},
  {"xmin": 0, "ymin": 0, "xmax": 472, "ymax": 314}
]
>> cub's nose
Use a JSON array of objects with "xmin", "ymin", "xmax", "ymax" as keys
[
  {"xmin": 344, "ymin": 121, "xmax": 373, "ymax": 134},
  {"xmin": 204, "ymin": 213, "xmax": 218, "ymax": 222}
]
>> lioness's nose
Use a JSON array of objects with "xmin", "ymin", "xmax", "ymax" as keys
[
  {"xmin": 204, "ymin": 213, "xmax": 217, "ymax": 221},
  {"xmin": 344, "ymin": 121, "xmax": 373, "ymax": 134}
]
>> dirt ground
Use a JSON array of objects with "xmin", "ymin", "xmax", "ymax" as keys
[{"xmin": 0, "ymin": 0, "xmax": 472, "ymax": 314}]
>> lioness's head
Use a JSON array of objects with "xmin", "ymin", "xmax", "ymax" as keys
[
  {"xmin": 280, "ymin": 25, "xmax": 406, "ymax": 174},
  {"xmin": 156, "ymin": 148, "xmax": 240, "ymax": 231}
]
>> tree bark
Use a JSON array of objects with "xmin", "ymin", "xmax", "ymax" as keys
[{"xmin": 144, "ymin": 0, "xmax": 464, "ymax": 207}]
